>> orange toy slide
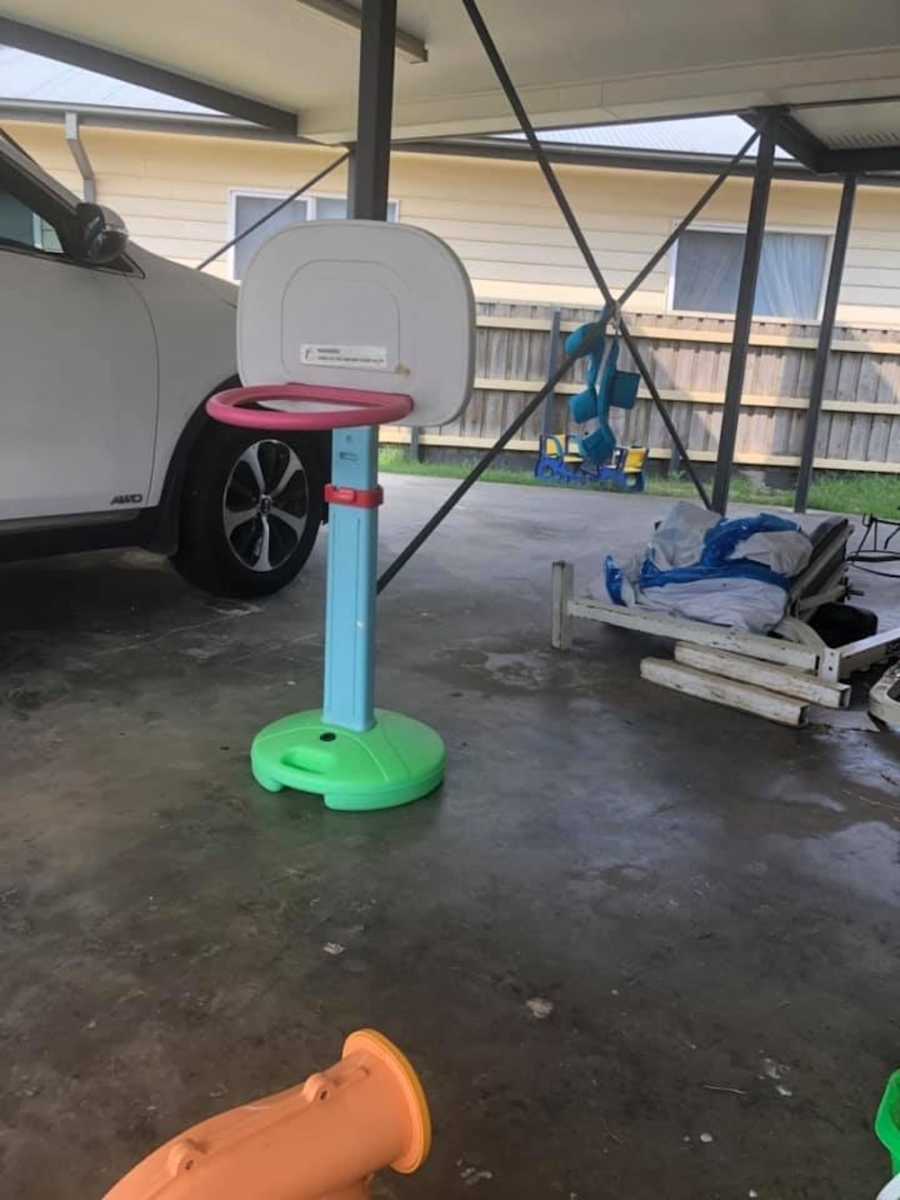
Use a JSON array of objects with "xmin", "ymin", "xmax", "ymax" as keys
[{"xmin": 105, "ymin": 1029, "xmax": 431, "ymax": 1200}]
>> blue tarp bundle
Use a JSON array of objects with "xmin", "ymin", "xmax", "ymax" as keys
[
  {"xmin": 601, "ymin": 503, "xmax": 813, "ymax": 633},
  {"xmin": 606, "ymin": 512, "xmax": 800, "ymax": 603}
]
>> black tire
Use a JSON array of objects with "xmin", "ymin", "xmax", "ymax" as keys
[{"xmin": 172, "ymin": 422, "xmax": 325, "ymax": 597}]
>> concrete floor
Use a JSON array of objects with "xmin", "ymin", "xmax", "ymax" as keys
[{"xmin": 2, "ymin": 477, "xmax": 900, "ymax": 1199}]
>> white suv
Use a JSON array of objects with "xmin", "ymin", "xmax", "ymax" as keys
[{"xmin": 0, "ymin": 134, "xmax": 328, "ymax": 596}]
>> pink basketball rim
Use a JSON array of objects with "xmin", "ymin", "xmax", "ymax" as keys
[{"xmin": 206, "ymin": 383, "xmax": 413, "ymax": 431}]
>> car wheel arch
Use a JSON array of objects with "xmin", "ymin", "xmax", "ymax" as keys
[{"xmin": 141, "ymin": 379, "xmax": 331, "ymax": 555}]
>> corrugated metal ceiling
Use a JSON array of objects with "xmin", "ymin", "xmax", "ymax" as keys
[
  {"xmin": 0, "ymin": 46, "xmax": 215, "ymax": 113},
  {"xmin": 504, "ymin": 115, "xmax": 791, "ymax": 157},
  {"xmin": 797, "ymin": 98, "xmax": 900, "ymax": 149}
]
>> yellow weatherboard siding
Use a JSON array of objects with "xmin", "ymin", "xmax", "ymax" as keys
[{"xmin": 8, "ymin": 120, "xmax": 900, "ymax": 326}]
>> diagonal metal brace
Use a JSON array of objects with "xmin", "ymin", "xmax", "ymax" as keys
[{"xmin": 462, "ymin": 0, "xmax": 712, "ymax": 508}]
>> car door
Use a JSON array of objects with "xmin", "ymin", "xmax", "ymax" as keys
[{"xmin": 0, "ymin": 148, "xmax": 157, "ymax": 522}]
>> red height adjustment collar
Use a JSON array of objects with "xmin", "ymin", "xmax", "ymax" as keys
[{"xmin": 324, "ymin": 484, "xmax": 384, "ymax": 509}]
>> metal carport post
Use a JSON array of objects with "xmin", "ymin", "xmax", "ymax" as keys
[
  {"xmin": 793, "ymin": 173, "xmax": 858, "ymax": 513},
  {"xmin": 349, "ymin": 0, "xmax": 396, "ymax": 224},
  {"xmin": 711, "ymin": 120, "xmax": 776, "ymax": 514}
]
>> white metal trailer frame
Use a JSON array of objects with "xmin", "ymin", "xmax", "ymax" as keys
[{"xmin": 551, "ymin": 560, "xmax": 900, "ymax": 683}]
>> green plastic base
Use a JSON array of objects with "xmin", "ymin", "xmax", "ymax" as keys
[
  {"xmin": 250, "ymin": 708, "xmax": 446, "ymax": 811},
  {"xmin": 876, "ymin": 1070, "xmax": 900, "ymax": 1177}
]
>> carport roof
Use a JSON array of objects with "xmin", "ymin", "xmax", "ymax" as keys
[
  {"xmin": 0, "ymin": 0, "xmax": 899, "ymax": 158},
  {"xmin": 0, "ymin": 51, "xmax": 791, "ymax": 162}
]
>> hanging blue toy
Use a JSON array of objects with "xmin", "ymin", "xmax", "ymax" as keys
[{"xmin": 565, "ymin": 307, "xmax": 640, "ymax": 467}]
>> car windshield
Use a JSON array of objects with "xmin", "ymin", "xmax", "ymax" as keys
[{"xmin": 0, "ymin": 125, "xmax": 80, "ymax": 208}]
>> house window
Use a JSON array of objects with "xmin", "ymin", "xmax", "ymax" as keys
[
  {"xmin": 231, "ymin": 192, "xmax": 398, "ymax": 280},
  {"xmin": 672, "ymin": 228, "xmax": 829, "ymax": 321}
]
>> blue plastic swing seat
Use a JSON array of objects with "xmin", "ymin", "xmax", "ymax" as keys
[
  {"xmin": 579, "ymin": 423, "xmax": 617, "ymax": 464},
  {"xmin": 565, "ymin": 317, "xmax": 640, "ymax": 468}
]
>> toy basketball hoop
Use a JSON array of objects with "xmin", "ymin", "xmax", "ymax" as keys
[
  {"xmin": 206, "ymin": 383, "xmax": 413, "ymax": 431},
  {"xmin": 206, "ymin": 220, "xmax": 474, "ymax": 810}
]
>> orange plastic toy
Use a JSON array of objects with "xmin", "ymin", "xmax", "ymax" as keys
[{"xmin": 104, "ymin": 1029, "xmax": 431, "ymax": 1200}]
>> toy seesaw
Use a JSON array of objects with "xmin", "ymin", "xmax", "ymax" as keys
[
  {"xmin": 207, "ymin": 220, "xmax": 474, "ymax": 811},
  {"xmin": 534, "ymin": 435, "xmax": 647, "ymax": 491}
]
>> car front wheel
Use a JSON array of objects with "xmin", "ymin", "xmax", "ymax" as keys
[{"xmin": 172, "ymin": 423, "xmax": 325, "ymax": 597}]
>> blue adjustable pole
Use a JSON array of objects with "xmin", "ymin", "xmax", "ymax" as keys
[
  {"xmin": 321, "ymin": 0, "xmax": 395, "ymax": 734},
  {"xmin": 322, "ymin": 428, "xmax": 378, "ymax": 732}
]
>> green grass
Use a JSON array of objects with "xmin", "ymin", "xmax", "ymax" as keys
[
  {"xmin": 804, "ymin": 473, "xmax": 900, "ymax": 520},
  {"xmin": 644, "ymin": 473, "xmax": 795, "ymax": 508},
  {"xmin": 379, "ymin": 445, "xmax": 548, "ymax": 488},
  {"xmin": 379, "ymin": 446, "xmax": 900, "ymax": 519}
]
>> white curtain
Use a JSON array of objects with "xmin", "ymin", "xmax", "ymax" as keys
[
  {"xmin": 674, "ymin": 229, "xmax": 827, "ymax": 320},
  {"xmin": 755, "ymin": 231, "xmax": 828, "ymax": 319},
  {"xmin": 232, "ymin": 196, "xmax": 398, "ymax": 278},
  {"xmin": 673, "ymin": 230, "xmax": 745, "ymax": 315},
  {"xmin": 315, "ymin": 196, "xmax": 350, "ymax": 220}
]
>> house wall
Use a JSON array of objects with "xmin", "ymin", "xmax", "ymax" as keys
[
  {"xmin": 9, "ymin": 119, "xmax": 900, "ymax": 473},
  {"xmin": 9, "ymin": 119, "xmax": 900, "ymax": 329}
]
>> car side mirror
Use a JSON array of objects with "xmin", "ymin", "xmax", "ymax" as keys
[{"xmin": 73, "ymin": 202, "xmax": 129, "ymax": 265}]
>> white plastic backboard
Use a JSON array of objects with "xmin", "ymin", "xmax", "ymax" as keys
[{"xmin": 238, "ymin": 220, "xmax": 475, "ymax": 428}]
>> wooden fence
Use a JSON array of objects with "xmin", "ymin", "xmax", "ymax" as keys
[{"xmin": 380, "ymin": 301, "xmax": 900, "ymax": 475}]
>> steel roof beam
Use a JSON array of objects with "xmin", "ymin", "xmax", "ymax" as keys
[
  {"xmin": 742, "ymin": 107, "xmax": 827, "ymax": 172},
  {"xmin": 296, "ymin": 0, "xmax": 426, "ymax": 64},
  {"xmin": 0, "ymin": 16, "xmax": 298, "ymax": 132},
  {"xmin": 821, "ymin": 143, "xmax": 900, "ymax": 173}
]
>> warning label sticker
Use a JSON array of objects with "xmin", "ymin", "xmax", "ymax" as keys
[{"xmin": 300, "ymin": 343, "xmax": 389, "ymax": 370}]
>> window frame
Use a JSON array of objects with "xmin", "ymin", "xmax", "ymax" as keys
[
  {"xmin": 665, "ymin": 220, "xmax": 834, "ymax": 325},
  {"xmin": 227, "ymin": 186, "xmax": 401, "ymax": 281},
  {"xmin": 309, "ymin": 190, "xmax": 400, "ymax": 223}
]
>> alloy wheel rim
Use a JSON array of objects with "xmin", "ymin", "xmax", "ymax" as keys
[{"xmin": 222, "ymin": 439, "xmax": 308, "ymax": 573}]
